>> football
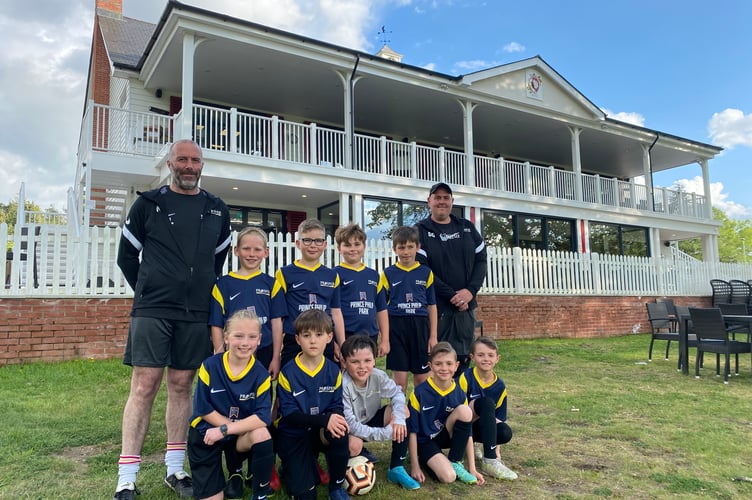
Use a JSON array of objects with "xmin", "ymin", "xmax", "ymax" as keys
[{"xmin": 343, "ymin": 455, "xmax": 376, "ymax": 495}]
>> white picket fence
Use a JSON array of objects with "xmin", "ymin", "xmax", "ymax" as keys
[{"xmin": 1, "ymin": 223, "xmax": 749, "ymax": 297}]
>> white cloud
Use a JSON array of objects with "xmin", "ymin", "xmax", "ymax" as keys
[
  {"xmin": 453, "ymin": 59, "xmax": 501, "ymax": 73},
  {"xmin": 503, "ymin": 41, "xmax": 525, "ymax": 53},
  {"xmin": 673, "ymin": 176, "xmax": 750, "ymax": 218},
  {"xmin": 602, "ymin": 108, "xmax": 645, "ymax": 127},
  {"xmin": 708, "ymin": 108, "xmax": 752, "ymax": 149}
]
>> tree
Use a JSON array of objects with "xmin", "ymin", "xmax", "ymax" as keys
[{"xmin": 678, "ymin": 207, "xmax": 752, "ymax": 263}]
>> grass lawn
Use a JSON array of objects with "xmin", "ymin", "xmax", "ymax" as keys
[{"xmin": 2, "ymin": 333, "xmax": 752, "ymax": 499}]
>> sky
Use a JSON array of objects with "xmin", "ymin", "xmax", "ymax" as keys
[{"xmin": 1, "ymin": 0, "xmax": 751, "ymax": 217}]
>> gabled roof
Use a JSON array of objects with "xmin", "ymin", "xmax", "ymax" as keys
[
  {"xmin": 98, "ymin": 15, "xmax": 155, "ymax": 68},
  {"xmin": 461, "ymin": 56, "xmax": 604, "ymax": 119}
]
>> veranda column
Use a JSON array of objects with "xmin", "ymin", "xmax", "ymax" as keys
[
  {"xmin": 462, "ymin": 100, "xmax": 477, "ymax": 187},
  {"xmin": 641, "ymin": 143, "xmax": 654, "ymax": 210},
  {"xmin": 339, "ymin": 192, "xmax": 350, "ymax": 227},
  {"xmin": 568, "ymin": 126, "xmax": 582, "ymax": 202},
  {"xmin": 700, "ymin": 159, "xmax": 712, "ymax": 219},
  {"xmin": 180, "ymin": 33, "xmax": 206, "ymax": 140}
]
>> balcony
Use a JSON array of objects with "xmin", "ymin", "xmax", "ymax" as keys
[{"xmin": 78, "ymin": 102, "xmax": 708, "ymax": 222}]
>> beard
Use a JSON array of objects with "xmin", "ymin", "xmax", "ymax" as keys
[{"xmin": 173, "ymin": 170, "xmax": 201, "ymax": 191}]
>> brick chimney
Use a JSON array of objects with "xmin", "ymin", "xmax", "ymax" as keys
[{"xmin": 96, "ymin": 0, "xmax": 122, "ymax": 19}]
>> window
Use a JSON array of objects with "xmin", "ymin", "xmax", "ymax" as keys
[
  {"xmin": 362, "ymin": 197, "xmax": 460, "ymax": 241},
  {"xmin": 482, "ymin": 210, "xmax": 574, "ymax": 252},
  {"xmin": 589, "ymin": 223, "xmax": 649, "ymax": 256}
]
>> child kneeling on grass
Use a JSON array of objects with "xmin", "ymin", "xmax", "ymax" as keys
[
  {"xmin": 459, "ymin": 336, "xmax": 518, "ymax": 480},
  {"xmin": 187, "ymin": 310, "xmax": 275, "ymax": 500},
  {"xmin": 341, "ymin": 334, "xmax": 420, "ymax": 490},
  {"xmin": 275, "ymin": 309, "xmax": 351, "ymax": 500},
  {"xmin": 408, "ymin": 341, "xmax": 485, "ymax": 486}
]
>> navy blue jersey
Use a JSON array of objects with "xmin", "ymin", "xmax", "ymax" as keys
[
  {"xmin": 276, "ymin": 354, "xmax": 343, "ymax": 437},
  {"xmin": 273, "ymin": 261, "xmax": 341, "ymax": 336},
  {"xmin": 208, "ymin": 270, "xmax": 286, "ymax": 348},
  {"xmin": 379, "ymin": 262, "xmax": 436, "ymax": 317},
  {"xmin": 190, "ymin": 352, "xmax": 272, "ymax": 434},
  {"xmin": 408, "ymin": 377, "xmax": 467, "ymax": 443},
  {"xmin": 335, "ymin": 263, "xmax": 387, "ymax": 335},
  {"xmin": 458, "ymin": 366, "xmax": 508, "ymax": 421}
]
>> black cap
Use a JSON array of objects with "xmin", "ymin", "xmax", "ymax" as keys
[{"xmin": 429, "ymin": 182, "xmax": 452, "ymax": 195}]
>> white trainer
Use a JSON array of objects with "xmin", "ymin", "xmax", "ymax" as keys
[{"xmin": 481, "ymin": 457, "xmax": 518, "ymax": 480}]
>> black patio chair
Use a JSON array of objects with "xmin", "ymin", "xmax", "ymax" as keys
[
  {"xmin": 689, "ymin": 307, "xmax": 752, "ymax": 384},
  {"xmin": 710, "ymin": 279, "xmax": 732, "ymax": 306},
  {"xmin": 729, "ymin": 279, "xmax": 752, "ymax": 306},
  {"xmin": 656, "ymin": 297, "xmax": 678, "ymax": 330},
  {"xmin": 646, "ymin": 302, "xmax": 679, "ymax": 362}
]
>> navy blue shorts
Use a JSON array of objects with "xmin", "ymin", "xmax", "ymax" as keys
[{"xmin": 386, "ymin": 316, "xmax": 430, "ymax": 374}]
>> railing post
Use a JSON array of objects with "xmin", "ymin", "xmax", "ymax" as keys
[
  {"xmin": 512, "ymin": 246, "xmax": 524, "ymax": 293},
  {"xmin": 591, "ymin": 252, "xmax": 602, "ymax": 294},
  {"xmin": 548, "ymin": 166, "xmax": 556, "ymax": 198},
  {"xmin": 310, "ymin": 123, "xmax": 318, "ymax": 166},
  {"xmin": 271, "ymin": 116, "xmax": 280, "ymax": 159},
  {"xmin": 438, "ymin": 147, "xmax": 446, "ymax": 182},
  {"xmin": 229, "ymin": 108, "xmax": 238, "ymax": 153},
  {"xmin": 410, "ymin": 141, "xmax": 417, "ymax": 179},
  {"xmin": 594, "ymin": 174, "xmax": 601, "ymax": 204},
  {"xmin": 524, "ymin": 161, "xmax": 532, "ymax": 195},
  {"xmin": 498, "ymin": 157, "xmax": 506, "ymax": 191},
  {"xmin": 379, "ymin": 136, "xmax": 387, "ymax": 175}
]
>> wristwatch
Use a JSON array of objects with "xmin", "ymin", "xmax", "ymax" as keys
[{"xmin": 220, "ymin": 424, "xmax": 228, "ymax": 437}]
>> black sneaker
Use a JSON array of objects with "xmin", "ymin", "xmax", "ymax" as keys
[
  {"xmin": 359, "ymin": 447, "xmax": 379, "ymax": 463},
  {"xmin": 164, "ymin": 471, "xmax": 193, "ymax": 498},
  {"xmin": 113, "ymin": 482, "xmax": 140, "ymax": 500},
  {"xmin": 225, "ymin": 473, "xmax": 244, "ymax": 498}
]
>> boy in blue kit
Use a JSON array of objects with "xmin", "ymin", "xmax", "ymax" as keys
[
  {"xmin": 276, "ymin": 309, "xmax": 351, "ymax": 500},
  {"xmin": 341, "ymin": 335, "xmax": 420, "ymax": 490},
  {"xmin": 274, "ymin": 219, "xmax": 346, "ymax": 367},
  {"xmin": 379, "ymin": 225, "xmax": 438, "ymax": 394},
  {"xmin": 408, "ymin": 342, "xmax": 484, "ymax": 486},
  {"xmin": 459, "ymin": 336, "xmax": 517, "ymax": 480},
  {"xmin": 334, "ymin": 223, "xmax": 390, "ymax": 355},
  {"xmin": 208, "ymin": 226, "xmax": 285, "ymax": 497},
  {"xmin": 187, "ymin": 310, "xmax": 275, "ymax": 500}
]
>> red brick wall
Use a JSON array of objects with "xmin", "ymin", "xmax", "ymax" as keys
[
  {"xmin": 0, "ymin": 298, "xmax": 132, "ymax": 366},
  {"xmin": 475, "ymin": 295, "xmax": 711, "ymax": 339},
  {"xmin": 0, "ymin": 295, "xmax": 712, "ymax": 366}
]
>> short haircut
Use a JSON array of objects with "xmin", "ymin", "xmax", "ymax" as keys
[
  {"xmin": 391, "ymin": 225, "xmax": 419, "ymax": 247},
  {"xmin": 334, "ymin": 223, "xmax": 366, "ymax": 245},
  {"xmin": 236, "ymin": 226, "xmax": 268, "ymax": 246},
  {"xmin": 169, "ymin": 139, "xmax": 202, "ymax": 160},
  {"xmin": 224, "ymin": 308, "xmax": 262, "ymax": 333},
  {"xmin": 294, "ymin": 309, "xmax": 333, "ymax": 335},
  {"xmin": 471, "ymin": 336, "xmax": 498, "ymax": 354},
  {"xmin": 340, "ymin": 334, "xmax": 376, "ymax": 360},
  {"xmin": 429, "ymin": 341, "xmax": 457, "ymax": 361},
  {"xmin": 298, "ymin": 218, "xmax": 325, "ymax": 235}
]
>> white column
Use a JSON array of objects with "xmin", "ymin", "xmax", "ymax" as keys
[
  {"xmin": 641, "ymin": 143, "xmax": 654, "ymax": 210},
  {"xmin": 339, "ymin": 192, "xmax": 350, "ymax": 226},
  {"xmin": 700, "ymin": 159, "xmax": 712, "ymax": 219},
  {"xmin": 461, "ymin": 100, "xmax": 477, "ymax": 187},
  {"xmin": 352, "ymin": 194, "xmax": 363, "ymax": 226},
  {"xmin": 568, "ymin": 126, "xmax": 583, "ymax": 201},
  {"xmin": 180, "ymin": 33, "xmax": 196, "ymax": 140}
]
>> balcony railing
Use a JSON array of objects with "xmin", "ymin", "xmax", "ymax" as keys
[{"xmin": 83, "ymin": 102, "xmax": 708, "ymax": 219}]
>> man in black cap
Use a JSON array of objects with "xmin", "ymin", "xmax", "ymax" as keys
[{"xmin": 416, "ymin": 183, "xmax": 487, "ymax": 376}]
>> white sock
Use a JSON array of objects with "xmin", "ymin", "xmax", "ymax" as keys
[
  {"xmin": 117, "ymin": 455, "xmax": 141, "ymax": 488},
  {"xmin": 165, "ymin": 441, "xmax": 187, "ymax": 477}
]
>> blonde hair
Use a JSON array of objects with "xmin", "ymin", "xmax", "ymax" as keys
[
  {"xmin": 237, "ymin": 226, "xmax": 268, "ymax": 246},
  {"xmin": 297, "ymin": 218, "xmax": 325, "ymax": 235},
  {"xmin": 224, "ymin": 309, "xmax": 262, "ymax": 333}
]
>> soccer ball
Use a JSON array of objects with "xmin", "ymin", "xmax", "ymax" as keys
[{"xmin": 343, "ymin": 455, "xmax": 376, "ymax": 495}]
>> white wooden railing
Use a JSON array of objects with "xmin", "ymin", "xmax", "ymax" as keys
[
  {"xmin": 2, "ymin": 224, "xmax": 748, "ymax": 297},
  {"xmin": 81, "ymin": 102, "xmax": 708, "ymax": 220}
]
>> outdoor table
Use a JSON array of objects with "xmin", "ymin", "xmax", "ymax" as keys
[{"xmin": 678, "ymin": 313, "xmax": 692, "ymax": 375}]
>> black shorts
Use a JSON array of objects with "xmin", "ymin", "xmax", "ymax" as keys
[
  {"xmin": 187, "ymin": 426, "xmax": 235, "ymax": 498},
  {"xmin": 416, "ymin": 427, "xmax": 452, "ymax": 473},
  {"xmin": 277, "ymin": 428, "xmax": 349, "ymax": 496},
  {"xmin": 386, "ymin": 316, "xmax": 430, "ymax": 374},
  {"xmin": 280, "ymin": 334, "xmax": 335, "ymax": 368},
  {"xmin": 255, "ymin": 344, "xmax": 274, "ymax": 371},
  {"xmin": 123, "ymin": 317, "xmax": 211, "ymax": 370},
  {"xmin": 437, "ymin": 308, "xmax": 476, "ymax": 357}
]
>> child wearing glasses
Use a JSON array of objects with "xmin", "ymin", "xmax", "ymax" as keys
[{"xmin": 273, "ymin": 218, "xmax": 346, "ymax": 368}]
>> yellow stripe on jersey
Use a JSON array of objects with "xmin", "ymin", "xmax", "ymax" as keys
[
  {"xmin": 198, "ymin": 363, "xmax": 210, "ymax": 386},
  {"xmin": 211, "ymin": 284, "xmax": 226, "ymax": 315},
  {"xmin": 272, "ymin": 268, "xmax": 287, "ymax": 294},
  {"xmin": 409, "ymin": 392, "xmax": 420, "ymax": 412},
  {"xmin": 277, "ymin": 371, "xmax": 291, "ymax": 393},
  {"xmin": 257, "ymin": 375, "xmax": 272, "ymax": 397}
]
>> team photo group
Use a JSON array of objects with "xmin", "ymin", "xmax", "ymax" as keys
[{"xmin": 112, "ymin": 139, "xmax": 515, "ymax": 500}]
